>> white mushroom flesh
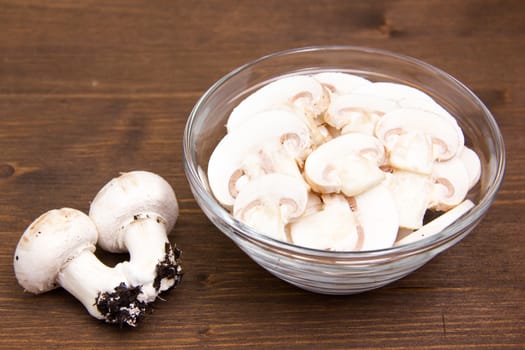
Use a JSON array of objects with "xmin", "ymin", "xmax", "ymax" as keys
[
  {"xmin": 289, "ymin": 194, "xmax": 360, "ymax": 251},
  {"xmin": 233, "ymin": 173, "xmax": 308, "ymax": 241},
  {"xmin": 226, "ymin": 75, "xmax": 330, "ymax": 144},
  {"xmin": 208, "ymin": 109, "xmax": 311, "ymax": 208},
  {"xmin": 395, "ymin": 200, "xmax": 475, "ymax": 246},
  {"xmin": 375, "ymin": 108, "xmax": 464, "ymax": 161},
  {"xmin": 207, "ymin": 72, "xmax": 482, "ymax": 251},
  {"xmin": 324, "ymin": 93, "xmax": 397, "ymax": 136},
  {"xmin": 304, "ymin": 133, "xmax": 386, "ymax": 197},
  {"xmin": 351, "ymin": 183, "xmax": 399, "ymax": 250},
  {"xmin": 313, "ymin": 72, "xmax": 372, "ymax": 96},
  {"xmin": 387, "ymin": 170, "xmax": 432, "ymax": 229},
  {"xmin": 429, "ymin": 152, "xmax": 471, "ymax": 211},
  {"xmin": 459, "ymin": 146, "xmax": 482, "ymax": 189}
]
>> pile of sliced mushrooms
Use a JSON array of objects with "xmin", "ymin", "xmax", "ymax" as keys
[
  {"xmin": 208, "ymin": 72, "xmax": 481, "ymax": 251},
  {"xmin": 13, "ymin": 171, "xmax": 183, "ymax": 327}
]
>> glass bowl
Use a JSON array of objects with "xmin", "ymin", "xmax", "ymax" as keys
[{"xmin": 183, "ymin": 46, "xmax": 505, "ymax": 295}]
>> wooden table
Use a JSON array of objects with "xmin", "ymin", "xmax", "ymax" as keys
[{"xmin": 1, "ymin": 1, "xmax": 523, "ymax": 348}]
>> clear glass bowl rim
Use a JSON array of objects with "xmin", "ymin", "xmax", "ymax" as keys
[{"xmin": 183, "ymin": 45, "xmax": 506, "ymax": 261}]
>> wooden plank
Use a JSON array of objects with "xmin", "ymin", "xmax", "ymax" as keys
[{"xmin": 0, "ymin": 0, "xmax": 523, "ymax": 349}]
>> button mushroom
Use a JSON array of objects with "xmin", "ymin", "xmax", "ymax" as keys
[
  {"xmin": 208, "ymin": 109, "xmax": 311, "ymax": 208},
  {"xmin": 458, "ymin": 146, "xmax": 482, "ymax": 189},
  {"xmin": 355, "ymin": 81, "xmax": 437, "ymax": 106},
  {"xmin": 312, "ymin": 72, "xmax": 372, "ymax": 95},
  {"xmin": 388, "ymin": 131, "xmax": 434, "ymax": 175},
  {"xmin": 387, "ymin": 170, "xmax": 432, "ymax": 229},
  {"xmin": 375, "ymin": 108, "xmax": 464, "ymax": 161},
  {"xmin": 89, "ymin": 171, "xmax": 183, "ymax": 303},
  {"xmin": 429, "ymin": 150, "xmax": 474, "ymax": 211},
  {"xmin": 13, "ymin": 208, "xmax": 148, "ymax": 326},
  {"xmin": 225, "ymin": 75, "xmax": 330, "ymax": 144},
  {"xmin": 324, "ymin": 93, "xmax": 397, "ymax": 136},
  {"xmin": 232, "ymin": 173, "xmax": 308, "ymax": 241},
  {"xmin": 304, "ymin": 133, "xmax": 386, "ymax": 197},
  {"xmin": 289, "ymin": 194, "xmax": 360, "ymax": 251},
  {"xmin": 346, "ymin": 183, "xmax": 400, "ymax": 250},
  {"xmin": 208, "ymin": 72, "xmax": 483, "ymax": 249}
]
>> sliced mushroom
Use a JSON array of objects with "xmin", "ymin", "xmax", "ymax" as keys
[
  {"xmin": 350, "ymin": 183, "xmax": 399, "ymax": 250},
  {"xmin": 428, "ymin": 155, "xmax": 470, "ymax": 211},
  {"xmin": 226, "ymin": 75, "xmax": 330, "ymax": 136},
  {"xmin": 304, "ymin": 133, "xmax": 386, "ymax": 197},
  {"xmin": 289, "ymin": 194, "xmax": 360, "ymax": 251},
  {"xmin": 375, "ymin": 108, "xmax": 464, "ymax": 161},
  {"xmin": 388, "ymin": 131, "xmax": 434, "ymax": 175},
  {"xmin": 395, "ymin": 200, "xmax": 475, "ymax": 246},
  {"xmin": 313, "ymin": 72, "xmax": 372, "ymax": 95},
  {"xmin": 233, "ymin": 173, "xmax": 308, "ymax": 241},
  {"xmin": 208, "ymin": 109, "xmax": 311, "ymax": 208},
  {"xmin": 387, "ymin": 170, "xmax": 432, "ymax": 229},
  {"xmin": 458, "ymin": 146, "xmax": 481, "ymax": 189},
  {"xmin": 302, "ymin": 191, "xmax": 323, "ymax": 217},
  {"xmin": 355, "ymin": 82, "xmax": 436, "ymax": 106},
  {"xmin": 324, "ymin": 93, "xmax": 397, "ymax": 136}
]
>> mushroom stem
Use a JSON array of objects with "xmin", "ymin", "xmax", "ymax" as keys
[
  {"xmin": 57, "ymin": 249, "xmax": 148, "ymax": 327},
  {"xmin": 116, "ymin": 215, "xmax": 183, "ymax": 302}
]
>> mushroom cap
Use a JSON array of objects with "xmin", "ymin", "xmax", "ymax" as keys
[
  {"xmin": 13, "ymin": 208, "xmax": 98, "ymax": 294},
  {"xmin": 226, "ymin": 74, "xmax": 329, "ymax": 133},
  {"xmin": 388, "ymin": 131, "xmax": 434, "ymax": 175},
  {"xmin": 458, "ymin": 146, "xmax": 481, "ymax": 189},
  {"xmin": 89, "ymin": 171, "xmax": 179, "ymax": 253},
  {"xmin": 429, "ymin": 155, "xmax": 471, "ymax": 211},
  {"xmin": 375, "ymin": 108, "xmax": 464, "ymax": 161},
  {"xmin": 387, "ymin": 170, "xmax": 432, "ymax": 229},
  {"xmin": 354, "ymin": 82, "xmax": 436, "ymax": 105},
  {"xmin": 313, "ymin": 72, "xmax": 372, "ymax": 95},
  {"xmin": 324, "ymin": 93, "xmax": 397, "ymax": 135},
  {"xmin": 304, "ymin": 133, "xmax": 386, "ymax": 196},
  {"xmin": 208, "ymin": 109, "xmax": 311, "ymax": 208},
  {"xmin": 289, "ymin": 194, "xmax": 360, "ymax": 251},
  {"xmin": 232, "ymin": 173, "xmax": 308, "ymax": 241}
]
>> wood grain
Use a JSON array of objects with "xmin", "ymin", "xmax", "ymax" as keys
[{"xmin": 1, "ymin": 0, "xmax": 524, "ymax": 348}]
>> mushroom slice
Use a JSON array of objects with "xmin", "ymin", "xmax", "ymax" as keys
[
  {"xmin": 208, "ymin": 109, "xmax": 311, "ymax": 208},
  {"xmin": 395, "ymin": 200, "xmax": 475, "ymax": 246},
  {"xmin": 458, "ymin": 146, "xmax": 481, "ymax": 189},
  {"xmin": 233, "ymin": 173, "xmax": 308, "ymax": 241},
  {"xmin": 313, "ymin": 72, "xmax": 372, "ymax": 95},
  {"xmin": 387, "ymin": 170, "xmax": 432, "ymax": 229},
  {"xmin": 226, "ymin": 75, "xmax": 330, "ymax": 134},
  {"xmin": 375, "ymin": 108, "xmax": 464, "ymax": 161},
  {"xmin": 324, "ymin": 93, "xmax": 398, "ymax": 136},
  {"xmin": 429, "ymin": 155, "xmax": 470, "ymax": 211},
  {"xmin": 289, "ymin": 194, "xmax": 360, "ymax": 251},
  {"xmin": 304, "ymin": 133, "xmax": 386, "ymax": 197},
  {"xmin": 355, "ymin": 82, "xmax": 436, "ymax": 106},
  {"xmin": 351, "ymin": 183, "xmax": 399, "ymax": 250},
  {"xmin": 302, "ymin": 191, "xmax": 323, "ymax": 217},
  {"xmin": 388, "ymin": 131, "xmax": 434, "ymax": 175}
]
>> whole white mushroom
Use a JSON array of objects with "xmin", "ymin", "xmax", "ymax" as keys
[
  {"xmin": 13, "ymin": 208, "xmax": 148, "ymax": 326},
  {"xmin": 89, "ymin": 171, "xmax": 183, "ymax": 303}
]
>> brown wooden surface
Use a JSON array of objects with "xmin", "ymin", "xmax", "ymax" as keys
[{"xmin": 1, "ymin": 1, "xmax": 524, "ymax": 349}]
